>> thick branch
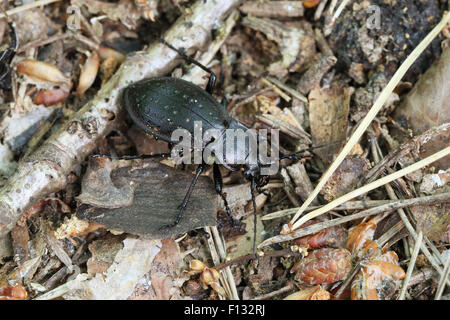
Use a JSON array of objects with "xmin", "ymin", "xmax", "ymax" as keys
[{"xmin": 0, "ymin": 0, "xmax": 240, "ymax": 236}]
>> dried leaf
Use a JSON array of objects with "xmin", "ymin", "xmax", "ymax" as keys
[
  {"xmin": 16, "ymin": 59, "xmax": 71, "ymax": 86},
  {"xmin": 394, "ymin": 46, "xmax": 450, "ymax": 134},
  {"xmin": 309, "ymin": 84, "xmax": 352, "ymax": 164}
]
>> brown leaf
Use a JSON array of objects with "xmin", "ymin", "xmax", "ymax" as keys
[{"xmin": 309, "ymin": 84, "xmax": 352, "ymax": 164}]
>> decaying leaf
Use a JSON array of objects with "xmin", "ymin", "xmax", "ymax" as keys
[
  {"xmin": 321, "ymin": 156, "xmax": 370, "ymax": 201},
  {"xmin": 62, "ymin": 238, "xmax": 162, "ymax": 300},
  {"xmin": 309, "ymin": 84, "xmax": 352, "ymax": 164},
  {"xmin": 241, "ymin": 16, "xmax": 315, "ymax": 77},
  {"xmin": 394, "ymin": 46, "xmax": 450, "ymax": 134}
]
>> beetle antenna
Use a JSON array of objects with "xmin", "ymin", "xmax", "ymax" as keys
[
  {"xmin": 279, "ymin": 140, "xmax": 343, "ymax": 160},
  {"xmin": 250, "ymin": 177, "xmax": 257, "ymax": 255},
  {"xmin": 157, "ymin": 36, "xmax": 217, "ymax": 94}
]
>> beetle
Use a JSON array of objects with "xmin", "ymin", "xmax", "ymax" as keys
[{"xmin": 114, "ymin": 38, "xmax": 321, "ymax": 252}]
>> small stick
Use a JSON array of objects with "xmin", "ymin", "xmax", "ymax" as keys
[
  {"xmin": 265, "ymin": 76, "xmax": 307, "ymax": 103},
  {"xmin": 334, "ymin": 259, "xmax": 363, "ymax": 298},
  {"xmin": 252, "ymin": 282, "xmax": 295, "ymax": 300},
  {"xmin": 376, "ymin": 220, "xmax": 405, "ymax": 247},
  {"xmin": 215, "ymin": 248, "xmax": 301, "ymax": 271},
  {"xmin": 434, "ymin": 253, "xmax": 450, "ymax": 300},
  {"xmin": 290, "ymin": 146, "xmax": 450, "ymax": 230},
  {"xmin": 261, "ymin": 78, "xmax": 291, "ymax": 102},
  {"xmin": 399, "ymin": 231, "xmax": 423, "ymax": 300},
  {"xmin": 289, "ymin": 11, "xmax": 450, "ymax": 227}
]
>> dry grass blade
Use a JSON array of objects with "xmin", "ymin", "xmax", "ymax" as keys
[
  {"xmin": 258, "ymin": 192, "xmax": 450, "ymax": 248},
  {"xmin": 434, "ymin": 253, "xmax": 450, "ymax": 300},
  {"xmin": 399, "ymin": 231, "xmax": 423, "ymax": 300},
  {"xmin": 289, "ymin": 11, "xmax": 450, "ymax": 229},
  {"xmin": 291, "ymin": 146, "xmax": 450, "ymax": 230}
]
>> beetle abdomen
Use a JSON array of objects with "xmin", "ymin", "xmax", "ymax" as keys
[{"xmin": 123, "ymin": 77, "xmax": 231, "ymax": 142}]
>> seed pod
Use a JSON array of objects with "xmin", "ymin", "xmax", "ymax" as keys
[
  {"xmin": 97, "ymin": 46, "xmax": 125, "ymax": 63},
  {"xmin": 76, "ymin": 51, "xmax": 99, "ymax": 96},
  {"xmin": 17, "ymin": 59, "xmax": 70, "ymax": 85},
  {"xmin": 34, "ymin": 88, "xmax": 69, "ymax": 106},
  {"xmin": 291, "ymin": 248, "xmax": 352, "ymax": 285},
  {"xmin": 189, "ymin": 259, "xmax": 206, "ymax": 273}
]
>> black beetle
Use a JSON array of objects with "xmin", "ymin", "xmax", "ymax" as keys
[{"xmin": 116, "ymin": 38, "xmax": 318, "ymax": 252}]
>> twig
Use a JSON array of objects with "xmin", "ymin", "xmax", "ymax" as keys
[
  {"xmin": 252, "ymin": 282, "xmax": 295, "ymax": 300},
  {"xmin": 215, "ymin": 248, "xmax": 301, "ymax": 271},
  {"xmin": 261, "ymin": 78, "xmax": 291, "ymax": 102},
  {"xmin": 434, "ymin": 253, "xmax": 450, "ymax": 300},
  {"xmin": 290, "ymin": 147, "xmax": 450, "ymax": 230},
  {"xmin": 399, "ymin": 231, "xmax": 423, "ymax": 300},
  {"xmin": 262, "ymin": 199, "xmax": 395, "ymax": 221},
  {"xmin": 377, "ymin": 220, "xmax": 405, "ymax": 247},
  {"xmin": 265, "ymin": 76, "xmax": 308, "ymax": 103},
  {"xmin": 288, "ymin": 11, "xmax": 450, "ymax": 228},
  {"xmin": 258, "ymin": 192, "xmax": 450, "ymax": 248}
]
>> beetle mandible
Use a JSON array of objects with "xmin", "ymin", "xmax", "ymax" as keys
[{"xmin": 119, "ymin": 38, "xmax": 316, "ymax": 252}]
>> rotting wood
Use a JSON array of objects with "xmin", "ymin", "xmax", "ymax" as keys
[{"xmin": 0, "ymin": 0, "xmax": 241, "ymax": 237}]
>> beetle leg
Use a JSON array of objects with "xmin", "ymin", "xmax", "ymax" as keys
[
  {"xmin": 157, "ymin": 36, "xmax": 217, "ymax": 94},
  {"xmin": 213, "ymin": 163, "xmax": 235, "ymax": 221},
  {"xmin": 160, "ymin": 164, "xmax": 205, "ymax": 229}
]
